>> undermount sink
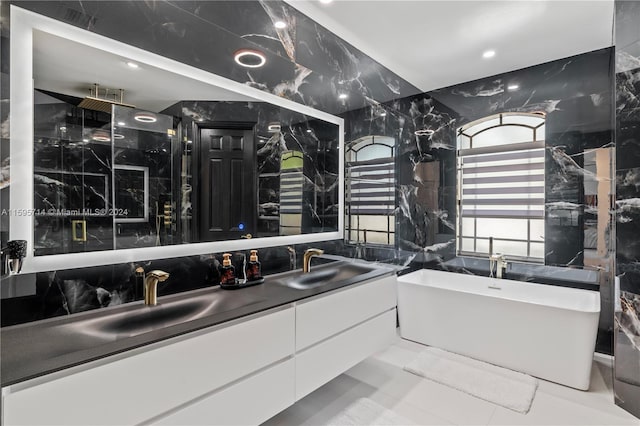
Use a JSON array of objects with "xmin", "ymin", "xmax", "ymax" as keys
[
  {"xmin": 75, "ymin": 291, "xmax": 265, "ymax": 340},
  {"xmin": 279, "ymin": 262, "xmax": 379, "ymax": 290},
  {"xmin": 98, "ymin": 299, "xmax": 216, "ymax": 336}
]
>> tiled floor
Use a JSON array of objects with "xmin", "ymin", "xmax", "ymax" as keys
[{"xmin": 264, "ymin": 335, "xmax": 639, "ymax": 426}]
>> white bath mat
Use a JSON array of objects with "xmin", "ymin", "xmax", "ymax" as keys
[
  {"xmin": 325, "ymin": 397, "xmax": 414, "ymax": 425},
  {"xmin": 404, "ymin": 347, "xmax": 538, "ymax": 414}
]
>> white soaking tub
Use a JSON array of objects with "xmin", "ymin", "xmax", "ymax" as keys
[{"xmin": 397, "ymin": 268, "xmax": 600, "ymax": 390}]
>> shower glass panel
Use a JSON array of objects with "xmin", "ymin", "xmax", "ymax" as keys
[
  {"xmin": 112, "ymin": 106, "xmax": 175, "ymax": 249},
  {"xmin": 33, "ymin": 94, "xmax": 176, "ymax": 254},
  {"xmin": 33, "ymin": 90, "xmax": 113, "ymax": 255}
]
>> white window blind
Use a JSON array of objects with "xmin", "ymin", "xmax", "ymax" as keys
[
  {"xmin": 345, "ymin": 136, "xmax": 395, "ymax": 245},
  {"xmin": 457, "ymin": 113, "xmax": 546, "ymax": 262}
]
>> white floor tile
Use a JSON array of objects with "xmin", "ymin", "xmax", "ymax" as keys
[
  {"xmin": 263, "ymin": 340, "xmax": 639, "ymax": 426},
  {"xmin": 373, "ymin": 344, "xmax": 425, "ymax": 369},
  {"xmin": 346, "ymin": 357, "xmax": 496, "ymax": 425},
  {"xmin": 533, "ymin": 357, "xmax": 633, "ymax": 421},
  {"xmin": 488, "ymin": 391, "xmax": 639, "ymax": 426},
  {"xmin": 344, "ymin": 356, "xmax": 425, "ymax": 399},
  {"xmin": 392, "ymin": 373, "xmax": 497, "ymax": 425}
]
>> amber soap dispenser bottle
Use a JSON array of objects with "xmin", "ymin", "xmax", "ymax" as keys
[
  {"xmin": 246, "ymin": 250, "xmax": 262, "ymax": 281},
  {"xmin": 220, "ymin": 253, "xmax": 237, "ymax": 285}
]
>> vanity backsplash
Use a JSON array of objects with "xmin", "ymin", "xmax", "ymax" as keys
[{"xmin": 1, "ymin": 245, "xmax": 293, "ymax": 326}]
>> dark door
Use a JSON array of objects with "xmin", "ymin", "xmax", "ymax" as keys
[{"xmin": 198, "ymin": 126, "xmax": 256, "ymax": 241}]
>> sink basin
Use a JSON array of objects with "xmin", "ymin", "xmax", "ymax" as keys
[
  {"xmin": 280, "ymin": 262, "xmax": 378, "ymax": 290},
  {"xmin": 98, "ymin": 298, "xmax": 216, "ymax": 336},
  {"xmin": 74, "ymin": 291, "xmax": 265, "ymax": 340}
]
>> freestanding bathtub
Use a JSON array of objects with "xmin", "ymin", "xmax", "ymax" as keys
[{"xmin": 397, "ymin": 268, "xmax": 600, "ymax": 390}]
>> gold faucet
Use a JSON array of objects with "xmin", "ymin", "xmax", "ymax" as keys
[
  {"xmin": 303, "ymin": 248, "xmax": 324, "ymax": 273},
  {"xmin": 144, "ymin": 270, "xmax": 170, "ymax": 306}
]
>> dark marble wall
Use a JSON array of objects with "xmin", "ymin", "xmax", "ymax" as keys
[
  {"xmin": 614, "ymin": 0, "xmax": 640, "ymax": 417},
  {"xmin": 346, "ymin": 47, "xmax": 614, "ymax": 265},
  {"xmin": 343, "ymin": 47, "xmax": 616, "ymax": 353}
]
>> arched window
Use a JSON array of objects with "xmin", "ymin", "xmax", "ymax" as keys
[
  {"xmin": 457, "ymin": 112, "xmax": 545, "ymax": 262},
  {"xmin": 345, "ymin": 135, "xmax": 396, "ymax": 245}
]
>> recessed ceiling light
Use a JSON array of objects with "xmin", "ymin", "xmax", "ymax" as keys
[
  {"xmin": 91, "ymin": 130, "xmax": 111, "ymax": 142},
  {"xmin": 306, "ymin": 129, "xmax": 312, "ymax": 133},
  {"xmin": 117, "ymin": 121, "xmax": 126, "ymax": 126},
  {"xmin": 134, "ymin": 112, "xmax": 157, "ymax": 123},
  {"xmin": 126, "ymin": 61, "xmax": 139, "ymax": 69},
  {"xmin": 414, "ymin": 129, "xmax": 435, "ymax": 137},
  {"xmin": 82, "ymin": 138, "xmax": 89, "ymax": 143},
  {"xmin": 268, "ymin": 123, "xmax": 281, "ymax": 132},
  {"xmin": 482, "ymin": 50, "xmax": 496, "ymax": 59},
  {"xmin": 507, "ymin": 84, "xmax": 519, "ymax": 91},
  {"xmin": 59, "ymin": 126, "xmax": 67, "ymax": 131},
  {"xmin": 234, "ymin": 49, "xmax": 267, "ymax": 68},
  {"xmin": 113, "ymin": 133, "xmax": 125, "ymax": 140},
  {"xmin": 338, "ymin": 93, "xmax": 348, "ymax": 100},
  {"xmin": 274, "ymin": 21, "xmax": 287, "ymax": 29},
  {"xmin": 380, "ymin": 112, "xmax": 387, "ymax": 117}
]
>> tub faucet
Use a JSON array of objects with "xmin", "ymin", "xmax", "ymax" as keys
[
  {"xmin": 489, "ymin": 254, "xmax": 508, "ymax": 279},
  {"xmin": 303, "ymin": 248, "xmax": 324, "ymax": 273},
  {"xmin": 144, "ymin": 270, "xmax": 170, "ymax": 306}
]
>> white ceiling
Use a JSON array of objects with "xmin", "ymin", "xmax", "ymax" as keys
[
  {"xmin": 33, "ymin": 30, "xmax": 254, "ymax": 112},
  {"xmin": 287, "ymin": 0, "xmax": 615, "ymax": 92}
]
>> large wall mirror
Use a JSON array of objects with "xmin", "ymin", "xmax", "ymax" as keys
[{"xmin": 10, "ymin": 6, "xmax": 344, "ymax": 273}]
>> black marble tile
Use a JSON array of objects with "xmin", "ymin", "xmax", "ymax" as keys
[
  {"xmin": 614, "ymin": 0, "xmax": 640, "ymax": 416},
  {"xmin": 8, "ymin": 0, "xmax": 419, "ymax": 115}
]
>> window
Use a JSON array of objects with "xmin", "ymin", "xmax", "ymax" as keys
[
  {"xmin": 345, "ymin": 136, "xmax": 395, "ymax": 245},
  {"xmin": 457, "ymin": 113, "xmax": 545, "ymax": 262}
]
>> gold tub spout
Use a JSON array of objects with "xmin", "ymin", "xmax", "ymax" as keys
[
  {"xmin": 144, "ymin": 270, "xmax": 170, "ymax": 306},
  {"xmin": 302, "ymin": 249, "xmax": 324, "ymax": 273}
]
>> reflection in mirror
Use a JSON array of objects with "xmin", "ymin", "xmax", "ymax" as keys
[
  {"xmin": 113, "ymin": 166, "xmax": 148, "ymax": 223},
  {"xmin": 280, "ymin": 150, "xmax": 305, "ymax": 235},
  {"xmin": 31, "ymin": 30, "xmax": 339, "ymax": 256},
  {"xmin": 345, "ymin": 136, "xmax": 396, "ymax": 246},
  {"xmin": 112, "ymin": 106, "xmax": 174, "ymax": 249}
]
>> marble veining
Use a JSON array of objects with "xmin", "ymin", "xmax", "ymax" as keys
[{"xmin": 614, "ymin": 0, "xmax": 640, "ymax": 415}]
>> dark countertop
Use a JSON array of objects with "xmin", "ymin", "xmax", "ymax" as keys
[{"xmin": 1, "ymin": 260, "xmax": 394, "ymax": 388}]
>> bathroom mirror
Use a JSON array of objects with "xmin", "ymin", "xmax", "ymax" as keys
[{"xmin": 10, "ymin": 6, "xmax": 344, "ymax": 272}]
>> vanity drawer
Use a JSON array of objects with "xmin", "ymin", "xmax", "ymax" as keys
[
  {"xmin": 154, "ymin": 358, "xmax": 294, "ymax": 425},
  {"xmin": 295, "ymin": 308, "xmax": 396, "ymax": 400},
  {"xmin": 295, "ymin": 274, "xmax": 397, "ymax": 351},
  {"xmin": 3, "ymin": 306, "xmax": 295, "ymax": 426}
]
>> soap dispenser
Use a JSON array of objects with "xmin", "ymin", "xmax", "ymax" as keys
[
  {"xmin": 246, "ymin": 250, "xmax": 262, "ymax": 281},
  {"xmin": 220, "ymin": 253, "xmax": 237, "ymax": 286}
]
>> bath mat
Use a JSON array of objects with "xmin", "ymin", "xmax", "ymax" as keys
[
  {"xmin": 404, "ymin": 347, "xmax": 538, "ymax": 414},
  {"xmin": 325, "ymin": 397, "xmax": 414, "ymax": 425}
]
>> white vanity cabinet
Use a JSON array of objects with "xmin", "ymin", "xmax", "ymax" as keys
[
  {"xmin": 3, "ymin": 306, "xmax": 296, "ymax": 426},
  {"xmin": 2, "ymin": 273, "xmax": 397, "ymax": 426},
  {"xmin": 294, "ymin": 275, "xmax": 397, "ymax": 400}
]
